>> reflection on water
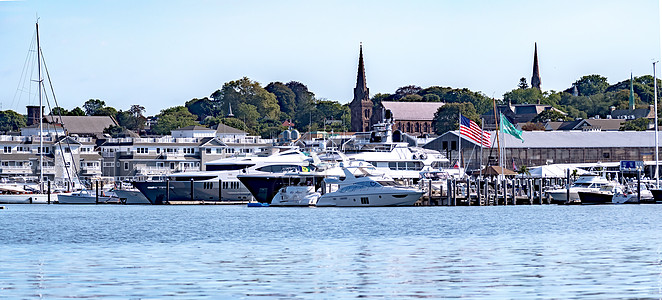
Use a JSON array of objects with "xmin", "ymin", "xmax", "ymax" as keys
[{"xmin": 0, "ymin": 205, "xmax": 661, "ymax": 298}]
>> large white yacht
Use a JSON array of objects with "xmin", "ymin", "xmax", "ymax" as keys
[
  {"xmin": 316, "ymin": 165, "xmax": 423, "ymax": 207},
  {"xmin": 337, "ymin": 120, "xmax": 448, "ymax": 183},
  {"xmin": 132, "ymin": 148, "xmax": 312, "ymax": 204}
]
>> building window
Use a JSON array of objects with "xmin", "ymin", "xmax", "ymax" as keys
[
  {"xmin": 423, "ymin": 123, "xmax": 429, "ymax": 132},
  {"xmin": 136, "ymin": 147, "xmax": 148, "ymax": 154},
  {"xmin": 124, "ymin": 162, "xmax": 129, "ymax": 170},
  {"xmin": 415, "ymin": 123, "xmax": 420, "ymax": 132},
  {"xmin": 206, "ymin": 148, "xmax": 212, "ymax": 154},
  {"xmin": 451, "ymin": 141, "xmax": 457, "ymax": 150},
  {"xmin": 217, "ymin": 148, "xmax": 223, "ymax": 154},
  {"xmin": 603, "ymin": 152, "xmax": 610, "ymax": 159},
  {"xmin": 442, "ymin": 141, "xmax": 448, "ymax": 150},
  {"xmin": 3, "ymin": 146, "xmax": 11, "ymax": 153}
]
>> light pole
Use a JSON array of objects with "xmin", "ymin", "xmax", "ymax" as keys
[{"xmin": 654, "ymin": 61, "xmax": 659, "ymax": 187}]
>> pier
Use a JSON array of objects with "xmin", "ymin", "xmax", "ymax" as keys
[{"xmin": 416, "ymin": 176, "xmax": 570, "ymax": 206}]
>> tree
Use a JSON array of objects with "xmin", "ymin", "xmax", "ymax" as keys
[
  {"xmin": 50, "ymin": 107, "xmax": 68, "ymax": 116},
  {"xmin": 220, "ymin": 118, "xmax": 248, "ymax": 132},
  {"xmin": 103, "ymin": 125, "xmax": 127, "ymax": 137},
  {"xmin": 574, "ymin": 74, "xmax": 609, "ymax": 96},
  {"xmin": 69, "ymin": 107, "xmax": 86, "ymax": 116},
  {"xmin": 393, "ymin": 85, "xmax": 422, "ymax": 100},
  {"xmin": 95, "ymin": 106, "xmax": 118, "ymax": 117},
  {"xmin": 432, "ymin": 102, "xmax": 479, "ymax": 135},
  {"xmin": 620, "ymin": 117, "xmax": 650, "ymax": 131},
  {"xmin": 0, "ymin": 110, "xmax": 26, "ymax": 132},
  {"xmin": 116, "ymin": 107, "xmax": 146, "ymax": 131},
  {"xmin": 531, "ymin": 109, "xmax": 572, "ymax": 123},
  {"xmin": 151, "ymin": 106, "xmax": 198, "ymax": 135},
  {"xmin": 520, "ymin": 122, "xmax": 546, "ymax": 131},
  {"xmin": 220, "ymin": 77, "xmax": 280, "ymax": 122},
  {"xmin": 518, "ymin": 77, "xmax": 529, "ymax": 89},
  {"xmin": 286, "ymin": 81, "xmax": 315, "ymax": 112},
  {"xmin": 265, "ymin": 82, "xmax": 296, "ymax": 116},
  {"xmin": 185, "ymin": 98, "xmax": 217, "ymax": 121},
  {"xmin": 420, "ymin": 86, "xmax": 492, "ymax": 115},
  {"xmin": 503, "ymin": 88, "xmax": 543, "ymax": 105},
  {"xmin": 83, "ymin": 99, "xmax": 106, "ymax": 116},
  {"xmin": 235, "ymin": 103, "xmax": 260, "ymax": 128}
]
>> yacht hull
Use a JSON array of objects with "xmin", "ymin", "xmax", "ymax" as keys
[
  {"xmin": 58, "ymin": 194, "xmax": 114, "ymax": 204},
  {"xmin": 0, "ymin": 194, "xmax": 54, "ymax": 204},
  {"xmin": 133, "ymin": 180, "xmax": 253, "ymax": 204},
  {"xmin": 316, "ymin": 189, "xmax": 423, "ymax": 207},
  {"xmin": 114, "ymin": 189, "xmax": 150, "ymax": 204},
  {"xmin": 577, "ymin": 191, "xmax": 613, "ymax": 205}
]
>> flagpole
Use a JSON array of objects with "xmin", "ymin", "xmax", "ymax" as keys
[
  {"xmin": 492, "ymin": 98, "xmax": 501, "ymax": 168},
  {"xmin": 458, "ymin": 111, "xmax": 463, "ymax": 178},
  {"xmin": 480, "ymin": 118, "xmax": 484, "ymax": 178}
]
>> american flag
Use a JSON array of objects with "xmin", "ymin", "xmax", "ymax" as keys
[{"xmin": 459, "ymin": 114, "xmax": 491, "ymax": 147}]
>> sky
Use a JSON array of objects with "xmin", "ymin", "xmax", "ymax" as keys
[{"xmin": 0, "ymin": 0, "xmax": 660, "ymax": 116}]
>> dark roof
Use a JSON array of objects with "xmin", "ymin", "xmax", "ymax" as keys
[
  {"xmin": 45, "ymin": 116, "xmax": 118, "ymax": 135},
  {"xmin": 611, "ymin": 107, "xmax": 655, "ymax": 119},
  {"xmin": 546, "ymin": 119, "xmax": 626, "ymax": 131},
  {"xmin": 80, "ymin": 153, "xmax": 102, "ymax": 160},
  {"xmin": 214, "ymin": 123, "xmax": 247, "ymax": 135}
]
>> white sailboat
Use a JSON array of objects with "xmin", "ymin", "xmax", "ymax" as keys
[{"xmin": 0, "ymin": 21, "xmax": 78, "ymax": 204}]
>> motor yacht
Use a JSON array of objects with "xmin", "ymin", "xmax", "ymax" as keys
[
  {"xmin": 316, "ymin": 165, "xmax": 423, "ymax": 207},
  {"xmin": 133, "ymin": 148, "xmax": 312, "ymax": 204},
  {"xmin": 547, "ymin": 174, "xmax": 614, "ymax": 204}
]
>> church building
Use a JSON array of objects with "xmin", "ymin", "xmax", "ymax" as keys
[{"xmin": 348, "ymin": 45, "xmax": 444, "ymax": 136}]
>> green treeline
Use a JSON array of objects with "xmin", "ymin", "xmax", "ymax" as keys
[{"xmin": 0, "ymin": 74, "xmax": 658, "ymax": 136}]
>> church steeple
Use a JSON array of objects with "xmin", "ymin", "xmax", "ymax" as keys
[
  {"xmin": 531, "ymin": 42, "xmax": 541, "ymax": 90},
  {"xmin": 349, "ymin": 43, "xmax": 372, "ymax": 132},
  {"xmin": 354, "ymin": 43, "xmax": 369, "ymax": 102}
]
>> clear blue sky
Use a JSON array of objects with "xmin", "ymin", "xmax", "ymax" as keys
[{"xmin": 0, "ymin": 0, "xmax": 660, "ymax": 116}]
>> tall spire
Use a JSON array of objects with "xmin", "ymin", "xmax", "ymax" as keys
[
  {"xmin": 531, "ymin": 42, "xmax": 541, "ymax": 90},
  {"xmin": 354, "ymin": 43, "xmax": 369, "ymax": 101},
  {"xmin": 629, "ymin": 72, "xmax": 635, "ymax": 110},
  {"xmin": 350, "ymin": 43, "xmax": 372, "ymax": 132}
]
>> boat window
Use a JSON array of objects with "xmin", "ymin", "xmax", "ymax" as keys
[{"xmin": 207, "ymin": 164, "xmax": 255, "ymax": 171}]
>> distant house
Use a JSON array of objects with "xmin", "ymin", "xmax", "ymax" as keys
[
  {"xmin": 545, "ymin": 119, "xmax": 626, "ymax": 131},
  {"xmin": 481, "ymin": 103, "xmax": 565, "ymax": 130},
  {"xmin": 214, "ymin": 123, "xmax": 248, "ymax": 140},
  {"xmin": 610, "ymin": 105, "xmax": 655, "ymax": 129}
]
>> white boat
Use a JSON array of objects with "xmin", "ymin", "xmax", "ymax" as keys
[
  {"xmin": 0, "ymin": 189, "xmax": 55, "ymax": 204},
  {"xmin": 338, "ymin": 119, "xmax": 449, "ymax": 183},
  {"xmin": 58, "ymin": 190, "xmax": 115, "ymax": 204},
  {"xmin": 547, "ymin": 174, "xmax": 614, "ymax": 204},
  {"xmin": 612, "ymin": 183, "xmax": 654, "ymax": 204},
  {"xmin": 271, "ymin": 185, "xmax": 320, "ymax": 206},
  {"xmin": 316, "ymin": 165, "xmax": 423, "ymax": 207}
]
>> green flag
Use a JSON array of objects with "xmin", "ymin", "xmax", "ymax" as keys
[{"xmin": 500, "ymin": 113, "xmax": 524, "ymax": 142}]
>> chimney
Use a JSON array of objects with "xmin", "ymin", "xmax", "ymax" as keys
[{"xmin": 26, "ymin": 106, "xmax": 43, "ymax": 126}]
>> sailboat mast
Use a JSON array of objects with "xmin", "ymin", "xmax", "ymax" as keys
[
  {"xmin": 654, "ymin": 61, "xmax": 659, "ymax": 187},
  {"xmin": 36, "ymin": 21, "xmax": 44, "ymax": 190}
]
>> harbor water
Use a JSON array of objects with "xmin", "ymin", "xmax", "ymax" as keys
[{"xmin": 1, "ymin": 204, "xmax": 662, "ymax": 298}]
